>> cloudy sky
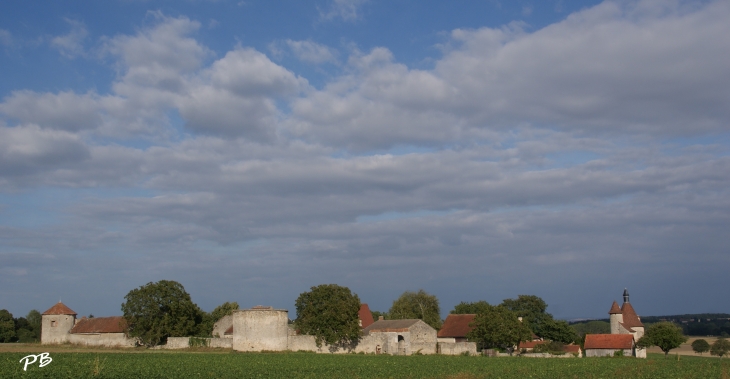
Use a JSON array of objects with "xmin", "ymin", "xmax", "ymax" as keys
[{"xmin": 1, "ymin": 0, "xmax": 728, "ymax": 321}]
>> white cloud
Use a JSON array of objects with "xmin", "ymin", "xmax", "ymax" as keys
[
  {"xmin": 0, "ymin": 90, "xmax": 102, "ymax": 131},
  {"xmin": 50, "ymin": 18, "xmax": 88, "ymax": 58},
  {"xmin": 319, "ymin": 0, "xmax": 368, "ymax": 21},
  {"xmin": 206, "ymin": 48, "xmax": 305, "ymax": 97},
  {"xmin": 0, "ymin": 124, "xmax": 90, "ymax": 179},
  {"xmin": 283, "ymin": 40, "xmax": 338, "ymax": 64}
]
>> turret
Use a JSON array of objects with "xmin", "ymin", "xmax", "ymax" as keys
[
  {"xmin": 608, "ymin": 300, "xmax": 622, "ymax": 334},
  {"xmin": 41, "ymin": 301, "xmax": 77, "ymax": 344}
]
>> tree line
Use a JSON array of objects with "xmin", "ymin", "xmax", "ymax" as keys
[{"xmin": 0, "ymin": 309, "xmax": 41, "ymax": 343}]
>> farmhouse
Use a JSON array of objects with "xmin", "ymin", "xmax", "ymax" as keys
[
  {"xmin": 41, "ymin": 301, "xmax": 136, "ymax": 347},
  {"xmin": 584, "ymin": 334, "xmax": 635, "ymax": 357}
]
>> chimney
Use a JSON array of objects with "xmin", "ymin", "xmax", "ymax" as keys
[{"xmin": 378, "ymin": 316, "xmax": 384, "ymax": 321}]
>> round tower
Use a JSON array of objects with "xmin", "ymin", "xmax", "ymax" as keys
[
  {"xmin": 232, "ymin": 306, "xmax": 289, "ymax": 352},
  {"xmin": 608, "ymin": 300, "xmax": 623, "ymax": 334},
  {"xmin": 41, "ymin": 301, "xmax": 77, "ymax": 344}
]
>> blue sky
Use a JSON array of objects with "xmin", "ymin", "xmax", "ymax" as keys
[{"xmin": 1, "ymin": 0, "xmax": 729, "ymax": 321}]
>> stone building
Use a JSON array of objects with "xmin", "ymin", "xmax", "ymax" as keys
[
  {"xmin": 41, "ymin": 301, "xmax": 136, "ymax": 347},
  {"xmin": 436, "ymin": 314, "xmax": 478, "ymax": 355},
  {"xmin": 584, "ymin": 289, "xmax": 646, "ymax": 358},
  {"xmin": 362, "ymin": 319, "xmax": 438, "ymax": 355},
  {"xmin": 584, "ymin": 334, "xmax": 635, "ymax": 357}
]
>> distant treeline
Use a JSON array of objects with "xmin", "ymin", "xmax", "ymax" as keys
[{"xmin": 569, "ymin": 313, "xmax": 730, "ymax": 337}]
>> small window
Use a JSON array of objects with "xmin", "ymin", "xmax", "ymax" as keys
[{"xmin": 51, "ymin": 320, "xmax": 57, "ymax": 327}]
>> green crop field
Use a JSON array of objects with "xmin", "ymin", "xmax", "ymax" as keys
[{"xmin": 1, "ymin": 351, "xmax": 728, "ymax": 379}]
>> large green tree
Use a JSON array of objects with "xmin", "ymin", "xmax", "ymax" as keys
[
  {"xmin": 637, "ymin": 321, "xmax": 688, "ymax": 357},
  {"xmin": 571, "ymin": 320, "xmax": 610, "ymax": 337},
  {"xmin": 0, "ymin": 310, "xmax": 15, "ymax": 343},
  {"xmin": 539, "ymin": 318, "xmax": 579, "ymax": 345},
  {"xmin": 711, "ymin": 338, "xmax": 730, "ymax": 358},
  {"xmin": 691, "ymin": 339, "xmax": 710, "ymax": 355},
  {"xmin": 500, "ymin": 295, "xmax": 551, "ymax": 337},
  {"xmin": 295, "ymin": 284, "xmax": 362, "ymax": 347},
  {"xmin": 121, "ymin": 280, "xmax": 204, "ymax": 347},
  {"xmin": 451, "ymin": 301, "xmax": 491, "ymax": 315},
  {"xmin": 466, "ymin": 305, "xmax": 532, "ymax": 354},
  {"xmin": 389, "ymin": 290, "xmax": 442, "ymax": 329}
]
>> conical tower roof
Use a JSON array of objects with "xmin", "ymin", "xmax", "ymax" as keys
[
  {"xmin": 42, "ymin": 301, "xmax": 77, "ymax": 315},
  {"xmin": 620, "ymin": 302, "xmax": 643, "ymax": 328},
  {"xmin": 608, "ymin": 301, "xmax": 622, "ymax": 314}
]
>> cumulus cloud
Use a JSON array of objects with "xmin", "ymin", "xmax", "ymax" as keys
[
  {"xmin": 290, "ymin": 0, "xmax": 730, "ymax": 150},
  {"xmin": 50, "ymin": 18, "xmax": 89, "ymax": 58},
  {"xmin": 0, "ymin": 124, "xmax": 90, "ymax": 179},
  {"xmin": 0, "ymin": 91, "xmax": 102, "ymax": 131},
  {"xmin": 283, "ymin": 40, "xmax": 338, "ymax": 64}
]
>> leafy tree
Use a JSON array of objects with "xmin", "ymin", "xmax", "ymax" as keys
[
  {"xmin": 540, "ymin": 318, "xmax": 579, "ymax": 345},
  {"xmin": 711, "ymin": 338, "xmax": 730, "ymax": 358},
  {"xmin": 501, "ymin": 295, "xmax": 552, "ymax": 337},
  {"xmin": 0, "ymin": 310, "xmax": 16, "ymax": 343},
  {"xmin": 389, "ymin": 290, "xmax": 442, "ymax": 330},
  {"xmin": 200, "ymin": 301, "xmax": 240, "ymax": 337},
  {"xmin": 451, "ymin": 301, "xmax": 491, "ymax": 315},
  {"xmin": 121, "ymin": 280, "xmax": 205, "ymax": 347},
  {"xmin": 24, "ymin": 310, "xmax": 41, "ymax": 342},
  {"xmin": 295, "ymin": 284, "xmax": 362, "ymax": 347},
  {"xmin": 691, "ymin": 339, "xmax": 710, "ymax": 355},
  {"xmin": 466, "ymin": 304, "xmax": 532, "ymax": 354},
  {"xmin": 571, "ymin": 320, "xmax": 610, "ymax": 337},
  {"xmin": 637, "ymin": 321, "xmax": 688, "ymax": 357}
]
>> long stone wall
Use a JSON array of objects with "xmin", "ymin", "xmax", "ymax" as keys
[
  {"xmin": 67, "ymin": 333, "xmax": 137, "ymax": 347},
  {"xmin": 437, "ymin": 342, "xmax": 477, "ymax": 356},
  {"xmin": 164, "ymin": 337, "xmax": 233, "ymax": 349}
]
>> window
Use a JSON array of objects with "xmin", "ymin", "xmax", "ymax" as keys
[{"xmin": 51, "ymin": 320, "xmax": 57, "ymax": 327}]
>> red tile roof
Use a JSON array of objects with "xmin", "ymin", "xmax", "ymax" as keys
[
  {"xmin": 608, "ymin": 301, "xmax": 622, "ymax": 314},
  {"xmin": 584, "ymin": 334, "xmax": 634, "ymax": 349},
  {"xmin": 224, "ymin": 326, "xmax": 233, "ymax": 335},
  {"xmin": 438, "ymin": 314, "xmax": 476, "ymax": 338},
  {"xmin": 359, "ymin": 304, "xmax": 375, "ymax": 329},
  {"xmin": 563, "ymin": 345, "xmax": 581, "ymax": 354},
  {"xmin": 42, "ymin": 302, "xmax": 77, "ymax": 316},
  {"xmin": 70, "ymin": 316, "xmax": 127, "ymax": 334},
  {"xmin": 620, "ymin": 303, "xmax": 644, "ymax": 328}
]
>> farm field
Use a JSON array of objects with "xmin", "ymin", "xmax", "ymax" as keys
[
  {"xmin": 1, "ymin": 348, "xmax": 728, "ymax": 379},
  {"xmin": 646, "ymin": 336, "xmax": 723, "ymax": 357}
]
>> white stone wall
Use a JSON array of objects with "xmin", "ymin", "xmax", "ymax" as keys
[
  {"xmin": 407, "ymin": 321, "xmax": 438, "ymax": 354},
  {"xmin": 287, "ymin": 334, "xmax": 387, "ymax": 354},
  {"xmin": 232, "ymin": 309, "xmax": 289, "ymax": 352},
  {"xmin": 41, "ymin": 315, "xmax": 75, "ymax": 344},
  {"xmin": 164, "ymin": 337, "xmax": 232, "ymax": 349},
  {"xmin": 67, "ymin": 333, "xmax": 136, "ymax": 347},
  {"xmin": 585, "ymin": 348, "xmax": 632, "ymax": 357},
  {"xmin": 438, "ymin": 342, "xmax": 477, "ymax": 355}
]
